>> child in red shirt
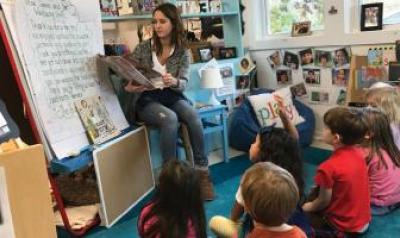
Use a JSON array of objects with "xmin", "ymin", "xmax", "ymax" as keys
[{"xmin": 302, "ymin": 107, "xmax": 371, "ymax": 236}]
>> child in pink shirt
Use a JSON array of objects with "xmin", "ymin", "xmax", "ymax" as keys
[{"xmin": 362, "ymin": 107, "xmax": 400, "ymax": 215}]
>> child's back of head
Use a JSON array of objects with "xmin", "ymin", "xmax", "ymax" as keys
[
  {"xmin": 365, "ymin": 87, "xmax": 400, "ymax": 125},
  {"xmin": 139, "ymin": 159, "xmax": 206, "ymax": 238},
  {"xmin": 256, "ymin": 126, "xmax": 304, "ymax": 196},
  {"xmin": 323, "ymin": 107, "xmax": 368, "ymax": 146},
  {"xmin": 241, "ymin": 162, "xmax": 299, "ymax": 227}
]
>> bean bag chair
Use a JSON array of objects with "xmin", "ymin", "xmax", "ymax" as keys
[{"xmin": 229, "ymin": 88, "xmax": 315, "ymax": 151}]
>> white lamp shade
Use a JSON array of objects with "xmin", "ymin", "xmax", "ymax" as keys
[{"xmin": 201, "ymin": 68, "xmax": 224, "ymax": 89}]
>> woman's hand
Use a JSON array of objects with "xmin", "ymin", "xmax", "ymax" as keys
[
  {"xmin": 124, "ymin": 81, "xmax": 148, "ymax": 93},
  {"xmin": 162, "ymin": 73, "xmax": 178, "ymax": 87}
]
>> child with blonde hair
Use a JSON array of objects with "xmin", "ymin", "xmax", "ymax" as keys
[
  {"xmin": 362, "ymin": 107, "xmax": 400, "ymax": 215},
  {"xmin": 365, "ymin": 84, "xmax": 400, "ymax": 149},
  {"xmin": 241, "ymin": 162, "xmax": 306, "ymax": 237},
  {"xmin": 302, "ymin": 107, "xmax": 371, "ymax": 237},
  {"xmin": 209, "ymin": 95, "xmax": 312, "ymax": 237}
]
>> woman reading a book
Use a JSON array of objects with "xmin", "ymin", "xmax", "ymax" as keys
[{"xmin": 122, "ymin": 3, "xmax": 214, "ymax": 200}]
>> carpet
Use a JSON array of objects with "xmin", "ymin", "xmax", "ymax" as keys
[{"xmin": 57, "ymin": 147, "xmax": 400, "ymax": 237}]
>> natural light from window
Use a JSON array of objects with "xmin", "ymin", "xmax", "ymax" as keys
[
  {"xmin": 266, "ymin": 0, "xmax": 324, "ymax": 35},
  {"xmin": 361, "ymin": 0, "xmax": 400, "ymax": 25}
]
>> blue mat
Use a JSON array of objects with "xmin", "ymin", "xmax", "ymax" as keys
[{"xmin": 58, "ymin": 148, "xmax": 400, "ymax": 237}]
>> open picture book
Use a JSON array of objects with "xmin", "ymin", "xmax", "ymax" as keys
[{"xmin": 102, "ymin": 55, "xmax": 165, "ymax": 90}]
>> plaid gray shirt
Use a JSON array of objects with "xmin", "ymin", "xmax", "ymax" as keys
[{"xmin": 120, "ymin": 40, "xmax": 191, "ymax": 124}]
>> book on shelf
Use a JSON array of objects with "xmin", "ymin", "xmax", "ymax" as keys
[
  {"xmin": 116, "ymin": 0, "xmax": 134, "ymax": 16},
  {"xmin": 133, "ymin": 0, "xmax": 161, "ymax": 14},
  {"xmin": 102, "ymin": 55, "xmax": 165, "ymax": 90},
  {"xmin": 100, "ymin": 0, "xmax": 119, "ymax": 17},
  {"xmin": 209, "ymin": 0, "xmax": 222, "ymax": 13},
  {"xmin": 75, "ymin": 96, "xmax": 120, "ymax": 145}
]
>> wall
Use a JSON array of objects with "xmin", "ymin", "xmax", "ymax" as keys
[{"xmin": 246, "ymin": 0, "xmax": 399, "ymax": 145}]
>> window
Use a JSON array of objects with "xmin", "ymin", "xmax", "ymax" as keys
[
  {"xmin": 361, "ymin": 0, "xmax": 400, "ymax": 25},
  {"xmin": 266, "ymin": 0, "xmax": 324, "ymax": 35}
]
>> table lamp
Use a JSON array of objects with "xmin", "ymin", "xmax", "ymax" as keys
[{"xmin": 201, "ymin": 68, "xmax": 224, "ymax": 106}]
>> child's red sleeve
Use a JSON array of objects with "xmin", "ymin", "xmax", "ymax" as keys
[{"xmin": 315, "ymin": 164, "xmax": 334, "ymax": 189}]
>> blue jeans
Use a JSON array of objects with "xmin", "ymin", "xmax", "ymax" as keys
[{"xmin": 137, "ymin": 100, "xmax": 208, "ymax": 167}]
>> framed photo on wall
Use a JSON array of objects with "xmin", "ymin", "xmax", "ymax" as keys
[
  {"xmin": 291, "ymin": 21, "xmax": 311, "ymax": 37},
  {"xmin": 360, "ymin": 3, "xmax": 383, "ymax": 31},
  {"xmin": 198, "ymin": 47, "xmax": 213, "ymax": 62},
  {"xmin": 219, "ymin": 47, "xmax": 237, "ymax": 59}
]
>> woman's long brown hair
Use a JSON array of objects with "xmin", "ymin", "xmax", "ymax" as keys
[{"xmin": 152, "ymin": 3, "xmax": 187, "ymax": 56}]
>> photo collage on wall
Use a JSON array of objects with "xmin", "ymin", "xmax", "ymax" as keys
[{"xmin": 266, "ymin": 47, "xmax": 352, "ymax": 105}]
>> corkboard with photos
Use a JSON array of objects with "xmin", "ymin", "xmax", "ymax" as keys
[
  {"xmin": 266, "ymin": 47, "xmax": 352, "ymax": 106},
  {"xmin": 347, "ymin": 45, "xmax": 398, "ymax": 104}
]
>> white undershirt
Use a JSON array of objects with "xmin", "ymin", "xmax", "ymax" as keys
[
  {"xmin": 152, "ymin": 51, "xmax": 167, "ymax": 75},
  {"xmin": 151, "ymin": 43, "xmax": 175, "ymax": 75}
]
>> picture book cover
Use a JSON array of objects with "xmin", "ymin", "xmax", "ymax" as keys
[
  {"xmin": 357, "ymin": 66, "xmax": 387, "ymax": 89},
  {"xmin": 75, "ymin": 96, "xmax": 120, "ymax": 145}
]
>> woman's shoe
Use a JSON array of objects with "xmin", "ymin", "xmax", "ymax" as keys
[{"xmin": 196, "ymin": 169, "xmax": 215, "ymax": 201}]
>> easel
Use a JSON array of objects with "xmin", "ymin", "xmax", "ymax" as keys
[{"xmin": 0, "ymin": 10, "xmax": 100, "ymax": 236}]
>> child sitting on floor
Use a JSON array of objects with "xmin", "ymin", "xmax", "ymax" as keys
[
  {"xmin": 209, "ymin": 95, "xmax": 313, "ymax": 237},
  {"xmin": 302, "ymin": 107, "xmax": 371, "ymax": 237},
  {"xmin": 138, "ymin": 159, "xmax": 207, "ymax": 238},
  {"xmin": 242, "ymin": 162, "xmax": 307, "ymax": 238},
  {"xmin": 362, "ymin": 107, "xmax": 400, "ymax": 215},
  {"xmin": 365, "ymin": 84, "xmax": 400, "ymax": 149}
]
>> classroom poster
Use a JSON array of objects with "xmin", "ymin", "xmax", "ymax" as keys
[{"xmin": 8, "ymin": 0, "xmax": 128, "ymax": 158}]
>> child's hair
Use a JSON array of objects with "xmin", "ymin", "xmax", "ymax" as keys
[
  {"xmin": 323, "ymin": 107, "xmax": 368, "ymax": 145},
  {"xmin": 365, "ymin": 87, "xmax": 400, "ymax": 125},
  {"xmin": 138, "ymin": 159, "xmax": 206, "ymax": 238},
  {"xmin": 241, "ymin": 162, "xmax": 299, "ymax": 226},
  {"xmin": 362, "ymin": 107, "xmax": 400, "ymax": 169},
  {"xmin": 257, "ymin": 126, "xmax": 304, "ymax": 197}
]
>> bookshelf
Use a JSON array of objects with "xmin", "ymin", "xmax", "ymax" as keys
[
  {"xmin": 101, "ymin": 0, "xmax": 244, "ymax": 103},
  {"xmin": 100, "ymin": 0, "xmax": 244, "ymax": 161},
  {"xmin": 102, "ymin": 11, "xmax": 238, "ymax": 22},
  {"xmin": 101, "ymin": 0, "xmax": 244, "ymax": 58}
]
